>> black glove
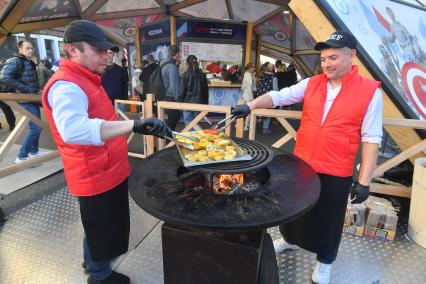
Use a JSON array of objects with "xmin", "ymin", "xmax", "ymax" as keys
[
  {"xmin": 231, "ymin": 104, "xmax": 251, "ymax": 118},
  {"xmin": 349, "ymin": 182, "xmax": 370, "ymax": 204},
  {"xmin": 133, "ymin": 118, "xmax": 171, "ymax": 138}
]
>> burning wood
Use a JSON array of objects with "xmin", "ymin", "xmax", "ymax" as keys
[{"xmin": 213, "ymin": 174, "xmax": 258, "ymax": 195}]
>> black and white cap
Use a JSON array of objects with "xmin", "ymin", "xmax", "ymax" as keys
[{"xmin": 314, "ymin": 31, "xmax": 357, "ymax": 51}]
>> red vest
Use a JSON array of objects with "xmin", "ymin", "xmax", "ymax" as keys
[
  {"xmin": 294, "ymin": 66, "xmax": 380, "ymax": 177},
  {"xmin": 42, "ymin": 58, "xmax": 131, "ymax": 196}
]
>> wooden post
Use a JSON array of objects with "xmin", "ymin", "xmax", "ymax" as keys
[
  {"xmin": 235, "ymin": 99, "xmax": 245, "ymax": 138},
  {"xmin": 245, "ymin": 22, "xmax": 253, "ymax": 66},
  {"xmin": 170, "ymin": 16, "xmax": 176, "ymax": 45},
  {"xmin": 255, "ymin": 34, "xmax": 262, "ymax": 70},
  {"xmin": 134, "ymin": 26, "xmax": 141, "ymax": 68}
]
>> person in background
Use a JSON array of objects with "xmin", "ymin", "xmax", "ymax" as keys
[
  {"xmin": 140, "ymin": 54, "xmax": 158, "ymax": 101},
  {"xmin": 42, "ymin": 20, "xmax": 171, "ymax": 284},
  {"xmin": 178, "ymin": 55, "xmax": 208, "ymax": 126},
  {"xmin": 232, "ymin": 31, "xmax": 382, "ymax": 284},
  {"xmin": 102, "ymin": 49, "xmax": 129, "ymax": 112},
  {"xmin": 287, "ymin": 63, "xmax": 298, "ymax": 85},
  {"xmin": 159, "ymin": 45, "xmax": 181, "ymax": 130},
  {"xmin": 1, "ymin": 39, "xmax": 42, "ymax": 164},
  {"xmin": 0, "ymin": 59, "xmax": 16, "ymax": 131},
  {"xmin": 241, "ymin": 62, "xmax": 256, "ymax": 131},
  {"xmin": 257, "ymin": 63, "xmax": 278, "ymax": 134},
  {"xmin": 37, "ymin": 59, "xmax": 54, "ymax": 89},
  {"xmin": 275, "ymin": 61, "xmax": 288, "ymax": 90}
]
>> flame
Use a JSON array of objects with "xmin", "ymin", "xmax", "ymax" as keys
[{"xmin": 213, "ymin": 174, "xmax": 244, "ymax": 194}]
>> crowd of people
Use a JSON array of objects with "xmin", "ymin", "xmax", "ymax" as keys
[{"xmin": 0, "ymin": 19, "xmax": 383, "ymax": 284}]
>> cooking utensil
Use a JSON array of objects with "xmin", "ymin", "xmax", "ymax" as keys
[
  {"xmin": 209, "ymin": 114, "xmax": 234, "ymax": 130},
  {"xmin": 172, "ymin": 131, "xmax": 200, "ymax": 142},
  {"xmin": 164, "ymin": 136, "xmax": 196, "ymax": 150},
  {"xmin": 216, "ymin": 116, "xmax": 238, "ymax": 132}
]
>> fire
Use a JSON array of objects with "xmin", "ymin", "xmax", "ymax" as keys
[{"xmin": 213, "ymin": 174, "xmax": 244, "ymax": 194}]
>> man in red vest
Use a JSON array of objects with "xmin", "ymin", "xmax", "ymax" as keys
[
  {"xmin": 232, "ymin": 31, "xmax": 382, "ymax": 284},
  {"xmin": 42, "ymin": 20, "xmax": 171, "ymax": 284}
]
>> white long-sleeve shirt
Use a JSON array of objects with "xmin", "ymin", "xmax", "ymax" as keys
[
  {"xmin": 267, "ymin": 78, "xmax": 383, "ymax": 144},
  {"xmin": 47, "ymin": 80, "xmax": 105, "ymax": 146}
]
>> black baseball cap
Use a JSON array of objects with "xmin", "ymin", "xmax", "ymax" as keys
[
  {"xmin": 64, "ymin": 20, "xmax": 119, "ymax": 52},
  {"xmin": 314, "ymin": 31, "xmax": 357, "ymax": 51}
]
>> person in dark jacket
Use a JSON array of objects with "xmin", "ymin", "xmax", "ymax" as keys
[
  {"xmin": 139, "ymin": 54, "xmax": 158, "ymax": 101},
  {"xmin": 1, "ymin": 40, "xmax": 41, "ymax": 163},
  {"xmin": 36, "ymin": 59, "xmax": 53, "ymax": 89},
  {"xmin": 0, "ymin": 60, "xmax": 16, "ymax": 131},
  {"xmin": 178, "ymin": 55, "xmax": 209, "ymax": 126},
  {"xmin": 159, "ymin": 45, "xmax": 181, "ymax": 130},
  {"xmin": 102, "ymin": 49, "xmax": 129, "ymax": 112}
]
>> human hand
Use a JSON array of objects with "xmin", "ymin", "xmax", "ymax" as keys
[
  {"xmin": 349, "ymin": 182, "xmax": 369, "ymax": 204},
  {"xmin": 231, "ymin": 104, "xmax": 251, "ymax": 118},
  {"xmin": 133, "ymin": 118, "xmax": 171, "ymax": 138}
]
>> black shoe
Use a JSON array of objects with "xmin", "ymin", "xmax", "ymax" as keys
[
  {"xmin": 9, "ymin": 124, "xmax": 15, "ymax": 131},
  {"xmin": 87, "ymin": 271, "xmax": 130, "ymax": 284}
]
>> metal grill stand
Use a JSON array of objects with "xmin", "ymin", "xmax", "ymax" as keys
[{"xmin": 129, "ymin": 141, "xmax": 321, "ymax": 284}]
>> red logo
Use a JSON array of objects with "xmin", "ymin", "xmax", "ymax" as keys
[{"xmin": 401, "ymin": 62, "xmax": 426, "ymax": 119}]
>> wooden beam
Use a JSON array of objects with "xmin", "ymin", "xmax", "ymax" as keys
[
  {"xmin": 383, "ymin": 118, "xmax": 426, "ymax": 129},
  {"xmin": 89, "ymin": 8, "xmax": 164, "ymax": 21},
  {"xmin": 0, "ymin": 151, "xmax": 60, "ymax": 178},
  {"xmin": 245, "ymin": 22, "xmax": 253, "ymax": 66},
  {"xmin": 290, "ymin": 12, "xmax": 295, "ymax": 56},
  {"xmin": 370, "ymin": 182, "xmax": 411, "ymax": 198},
  {"xmin": 293, "ymin": 55, "xmax": 310, "ymax": 77},
  {"xmin": 294, "ymin": 49, "xmax": 318, "ymax": 56},
  {"xmin": 373, "ymin": 139, "xmax": 426, "ymax": 178},
  {"xmin": 83, "ymin": 0, "xmax": 108, "ymax": 18},
  {"xmin": 1, "ymin": 0, "xmax": 37, "ymax": 31},
  {"xmin": 289, "ymin": 0, "xmax": 424, "ymax": 164},
  {"xmin": 254, "ymin": 0, "xmax": 290, "ymax": 5},
  {"xmin": 255, "ymin": 34, "xmax": 262, "ymax": 69},
  {"xmin": 157, "ymin": 101, "xmax": 230, "ymax": 112},
  {"xmin": 261, "ymin": 42, "xmax": 291, "ymax": 55},
  {"xmin": 170, "ymin": 15, "xmax": 176, "ymax": 45},
  {"xmin": 134, "ymin": 26, "xmax": 141, "ymax": 67},
  {"xmin": 0, "ymin": 26, "xmax": 8, "ymax": 35},
  {"xmin": 272, "ymin": 133, "xmax": 293, "ymax": 148},
  {"xmin": 13, "ymin": 17, "xmax": 79, "ymax": 33},
  {"xmin": 5, "ymin": 101, "xmax": 49, "ymax": 129},
  {"xmin": 254, "ymin": 6, "xmax": 286, "ymax": 26},
  {"xmin": 225, "ymin": 0, "xmax": 234, "ymax": 19},
  {"xmin": 72, "ymin": 0, "xmax": 84, "ymax": 18},
  {"xmin": 0, "ymin": 116, "xmax": 29, "ymax": 162},
  {"xmin": 169, "ymin": 0, "xmax": 207, "ymax": 12},
  {"xmin": 154, "ymin": 0, "xmax": 167, "ymax": 13}
]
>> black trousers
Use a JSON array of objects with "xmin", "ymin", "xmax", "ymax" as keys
[
  {"xmin": 79, "ymin": 179, "xmax": 130, "ymax": 261},
  {"xmin": 0, "ymin": 101, "xmax": 16, "ymax": 127},
  {"xmin": 280, "ymin": 173, "xmax": 352, "ymax": 264},
  {"xmin": 164, "ymin": 96, "xmax": 181, "ymax": 131}
]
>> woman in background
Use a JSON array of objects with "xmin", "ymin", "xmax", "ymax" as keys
[
  {"xmin": 178, "ymin": 55, "xmax": 209, "ymax": 126},
  {"xmin": 241, "ymin": 63, "xmax": 256, "ymax": 131},
  {"xmin": 257, "ymin": 63, "xmax": 278, "ymax": 134}
]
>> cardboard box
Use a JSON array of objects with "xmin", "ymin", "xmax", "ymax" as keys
[
  {"xmin": 344, "ymin": 203, "xmax": 367, "ymax": 237},
  {"xmin": 364, "ymin": 196, "xmax": 398, "ymax": 241}
]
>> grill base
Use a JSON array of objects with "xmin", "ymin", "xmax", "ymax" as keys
[{"xmin": 162, "ymin": 223, "xmax": 279, "ymax": 284}]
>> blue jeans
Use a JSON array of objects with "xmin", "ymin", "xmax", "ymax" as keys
[
  {"xmin": 263, "ymin": 117, "xmax": 271, "ymax": 129},
  {"xmin": 18, "ymin": 103, "xmax": 41, "ymax": 159},
  {"xmin": 83, "ymin": 235, "xmax": 112, "ymax": 280},
  {"xmin": 183, "ymin": 111, "xmax": 199, "ymax": 126}
]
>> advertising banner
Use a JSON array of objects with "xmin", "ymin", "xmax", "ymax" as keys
[
  {"xmin": 319, "ymin": 0, "xmax": 426, "ymax": 120},
  {"xmin": 176, "ymin": 19, "xmax": 246, "ymax": 41}
]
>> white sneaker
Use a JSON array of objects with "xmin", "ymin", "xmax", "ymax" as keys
[
  {"xmin": 15, "ymin": 157, "xmax": 28, "ymax": 164},
  {"xmin": 312, "ymin": 261, "xmax": 332, "ymax": 284},
  {"xmin": 29, "ymin": 150, "xmax": 49, "ymax": 158},
  {"xmin": 273, "ymin": 237, "xmax": 299, "ymax": 253}
]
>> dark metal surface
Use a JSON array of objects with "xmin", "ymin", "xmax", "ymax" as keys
[
  {"xmin": 183, "ymin": 138, "xmax": 275, "ymax": 174},
  {"xmin": 129, "ymin": 148, "xmax": 320, "ymax": 230},
  {"xmin": 162, "ymin": 224, "xmax": 278, "ymax": 284}
]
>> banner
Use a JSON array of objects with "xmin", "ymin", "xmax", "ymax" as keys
[
  {"xmin": 176, "ymin": 19, "xmax": 246, "ymax": 41},
  {"xmin": 181, "ymin": 41, "xmax": 242, "ymax": 62}
]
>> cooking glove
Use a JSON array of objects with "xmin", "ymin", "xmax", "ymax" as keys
[
  {"xmin": 231, "ymin": 104, "xmax": 251, "ymax": 118},
  {"xmin": 349, "ymin": 182, "xmax": 370, "ymax": 204},
  {"xmin": 133, "ymin": 118, "xmax": 172, "ymax": 138}
]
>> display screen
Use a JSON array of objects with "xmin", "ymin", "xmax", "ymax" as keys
[{"xmin": 176, "ymin": 19, "xmax": 246, "ymax": 41}]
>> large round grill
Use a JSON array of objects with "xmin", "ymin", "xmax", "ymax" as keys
[{"xmin": 180, "ymin": 138, "xmax": 275, "ymax": 174}]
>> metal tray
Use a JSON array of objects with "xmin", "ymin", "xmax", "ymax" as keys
[{"xmin": 175, "ymin": 133, "xmax": 252, "ymax": 167}]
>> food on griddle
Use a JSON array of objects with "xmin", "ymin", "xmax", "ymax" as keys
[{"xmin": 178, "ymin": 131, "xmax": 238, "ymax": 162}]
